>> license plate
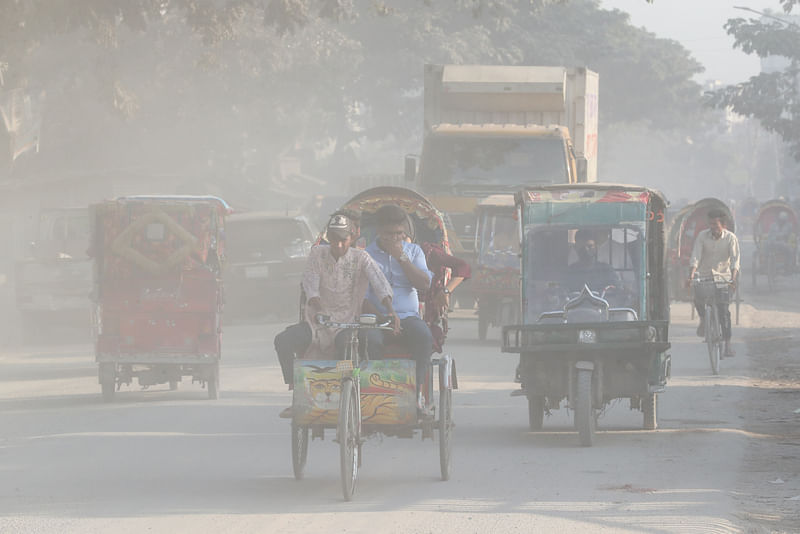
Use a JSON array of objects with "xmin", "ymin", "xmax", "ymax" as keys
[{"xmin": 245, "ymin": 265, "xmax": 270, "ymax": 279}]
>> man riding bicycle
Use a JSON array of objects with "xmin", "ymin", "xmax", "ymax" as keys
[
  {"xmin": 363, "ymin": 204, "xmax": 434, "ymax": 413},
  {"xmin": 688, "ymin": 208, "xmax": 740, "ymax": 358},
  {"xmin": 274, "ymin": 212, "xmax": 397, "ymax": 394}
]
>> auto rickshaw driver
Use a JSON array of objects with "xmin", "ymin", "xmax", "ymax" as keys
[{"xmin": 566, "ymin": 229, "xmax": 620, "ymax": 294}]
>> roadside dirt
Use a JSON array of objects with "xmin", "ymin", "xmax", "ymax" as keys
[{"xmin": 735, "ymin": 292, "xmax": 800, "ymax": 533}]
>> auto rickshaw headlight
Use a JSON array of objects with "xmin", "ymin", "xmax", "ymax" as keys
[
  {"xmin": 578, "ymin": 329, "xmax": 597, "ymax": 344},
  {"xmin": 646, "ymin": 326, "xmax": 658, "ymax": 342}
]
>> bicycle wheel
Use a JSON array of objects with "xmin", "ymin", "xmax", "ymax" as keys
[
  {"xmin": 705, "ymin": 306, "xmax": 720, "ymax": 375},
  {"xmin": 338, "ymin": 378, "xmax": 359, "ymax": 501}
]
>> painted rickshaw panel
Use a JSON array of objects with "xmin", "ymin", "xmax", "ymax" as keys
[{"xmin": 292, "ymin": 359, "xmax": 416, "ymax": 426}]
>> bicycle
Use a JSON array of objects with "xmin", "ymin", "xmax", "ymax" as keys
[{"xmin": 692, "ymin": 276, "xmax": 732, "ymax": 375}]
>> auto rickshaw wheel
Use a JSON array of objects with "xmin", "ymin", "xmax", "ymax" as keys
[
  {"xmin": 439, "ymin": 386, "xmax": 453, "ymax": 481},
  {"xmin": 207, "ymin": 362, "xmax": 220, "ymax": 400},
  {"xmin": 100, "ymin": 363, "xmax": 115, "ymax": 403},
  {"xmin": 575, "ymin": 369, "xmax": 595, "ymax": 447},
  {"xmin": 338, "ymin": 378, "xmax": 359, "ymax": 501},
  {"xmin": 642, "ymin": 393, "xmax": 657, "ymax": 430},
  {"xmin": 291, "ymin": 421, "xmax": 309, "ymax": 480},
  {"xmin": 528, "ymin": 395, "xmax": 545, "ymax": 431},
  {"xmin": 478, "ymin": 307, "xmax": 489, "ymax": 341}
]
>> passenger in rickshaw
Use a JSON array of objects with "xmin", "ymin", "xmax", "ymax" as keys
[
  {"xmin": 363, "ymin": 205, "xmax": 434, "ymax": 412},
  {"xmin": 688, "ymin": 209, "xmax": 740, "ymax": 357},
  {"xmin": 767, "ymin": 210, "xmax": 795, "ymax": 268},
  {"xmin": 566, "ymin": 229, "xmax": 620, "ymax": 294},
  {"xmin": 273, "ymin": 212, "xmax": 397, "ymax": 393}
]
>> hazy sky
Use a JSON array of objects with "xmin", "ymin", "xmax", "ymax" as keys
[{"xmin": 602, "ymin": 0, "xmax": 781, "ymax": 85}]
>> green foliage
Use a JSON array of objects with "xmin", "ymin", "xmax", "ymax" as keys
[{"xmin": 709, "ymin": 1, "xmax": 800, "ymax": 159}]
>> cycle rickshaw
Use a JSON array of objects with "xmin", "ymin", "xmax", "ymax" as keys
[
  {"xmin": 290, "ymin": 187, "xmax": 456, "ymax": 500},
  {"xmin": 474, "ymin": 194, "xmax": 520, "ymax": 340},
  {"xmin": 752, "ymin": 199, "xmax": 798, "ymax": 290},
  {"xmin": 502, "ymin": 184, "xmax": 671, "ymax": 446}
]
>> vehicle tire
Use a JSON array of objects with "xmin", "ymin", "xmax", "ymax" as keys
[
  {"xmin": 100, "ymin": 363, "xmax": 115, "ymax": 403},
  {"xmin": 642, "ymin": 393, "xmax": 657, "ymax": 430},
  {"xmin": 338, "ymin": 379, "xmax": 359, "ymax": 501},
  {"xmin": 207, "ymin": 362, "xmax": 220, "ymax": 400},
  {"xmin": 705, "ymin": 306, "xmax": 720, "ymax": 376},
  {"xmin": 291, "ymin": 421, "xmax": 309, "ymax": 481},
  {"xmin": 575, "ymin": 369, "xmax": 595, "ymax": 447},
  {"xmin": 767, "ymin": 252, "xmax": 777, "ymax": 291},
  {"xmin": 477, "ymin": 306, "xmax": 489, "ymax": 341},
  {"xmin": 439, "ymin": 386, "xmax": 453, "ymax": 481},
  {"xmin": 527, "ymin": 395, "xmax": 545, "ymax": 431}
]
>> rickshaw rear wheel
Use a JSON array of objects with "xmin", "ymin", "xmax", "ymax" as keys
[
  {"xmin": 527, "ymin": 395, "xmax": 545, "ymax": 431},
  {"xmin": 339, "ymin": 378, "xmax": 359, "ymax": 501},
  {"xmin": 439, "ymin": 386, "xmax": 453, "ymax": 481},
  {"xmin": 291, "ymin": 421, "xmax": 309, "ymax": 480},
  {"xmin": 575, "ymin": 369, "xmax": 595, "ymax": 447},
  {"xmin": 642, "ymin": 393, "xmax": 657, "ymax": 430},
  {"xmin": 207, "ymin": 362, "xmax": 220, "ymax": 400},
  {"xmin": 767, "ymin": 252, "xmax": 777, "ymax": 291}
]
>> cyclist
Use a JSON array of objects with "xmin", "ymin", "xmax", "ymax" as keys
[
  {"xmin": 688, "ymin": 208, "xmax": 740, "ymax": 357},
  {"xmin": 274, "ymin": 212, "xmax": 397, "ymax": 394}
]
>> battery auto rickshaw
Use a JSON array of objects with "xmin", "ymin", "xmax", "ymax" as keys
[
  {"xmin": 502, "ymin": 184, "xmax": 671, "ymax": 446},
  {"xmin": 752, "ymin": 199, "xmax": 798, "ymax": 290},
  {"xmin": 90, "ymin": 196, "xmax": 231, "ymax": 401}
]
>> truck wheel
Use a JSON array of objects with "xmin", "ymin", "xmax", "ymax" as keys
[
  {"xmin": 207, "ymin": 362, "xmax": 220, "ymax": 400},
  {"xmin": 642, "ymin": 393, "xmax": 657, "ymax": 430},
  {"xmin": 528, "ymin": 395, "xmax": 545, "ymax": 431},
  {"xmin": 575, "ymin": 369, "xmax": 595, "ymax": 447}
]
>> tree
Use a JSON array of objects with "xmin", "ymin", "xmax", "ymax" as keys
[{"xmin": 709, "ymin": 1, "xmax": 800, "ymax": 160}]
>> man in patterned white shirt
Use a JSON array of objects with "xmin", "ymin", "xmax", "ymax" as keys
[{"xmin": 274, "ymin": 212, "xmax": 395, "ymax": 391}]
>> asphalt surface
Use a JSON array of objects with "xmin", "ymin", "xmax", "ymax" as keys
[{"xmin": 3, "ymin": 277, "xmax": 799, "ymax": 534}]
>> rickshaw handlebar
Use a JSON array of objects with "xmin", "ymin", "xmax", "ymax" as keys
[{"xmin": 315, "ymin": 314, "xmax": 394, "ymax": 331}]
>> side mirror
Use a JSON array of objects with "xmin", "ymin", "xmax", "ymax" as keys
[{"xmin": 404, "ymin": 155, "xmax": 417, "ymax": 182}]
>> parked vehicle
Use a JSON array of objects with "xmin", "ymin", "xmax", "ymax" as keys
[
  {"xmin": 89, "ymin": 196, "xmax": 231, "ymax": 401},
  {"xmin": 291, "ymin": 186, "xmax": 456, "ymax": 499},
  {"xmin": 752, "ymin": 199, "xmax": 798, "ymax": 290},
  {"xmin": 502, "ymin": 184, "xmax": 671, "ymax": 446},
  {"xmin": 224, "ymin": 212, "xmax": 315, "ymax": 320},
  {"xmin": 14, "ymin": 207, "xmax": 92, "ymax": 340},
  {"xmin": 474, "ymin": 194, "xmax": 520, "ymax": 340}
]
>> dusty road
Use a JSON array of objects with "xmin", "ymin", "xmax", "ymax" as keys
[{"xmin": 1, "ymin": 277, "xmax": 799, "ymax": 533}]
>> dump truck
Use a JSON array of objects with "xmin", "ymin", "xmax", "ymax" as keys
[{"xmin": 406, "ymin": 64, "xmax": 599, "ymax": 255}]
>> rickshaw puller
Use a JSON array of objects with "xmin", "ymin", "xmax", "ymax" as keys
[
  {"xmin": 688, "ymin": 209, "xmax": 740, "ymax": 358},
  {"xmin": 273, "ymin": 213, "xmax": 396, "ymax": 393}
]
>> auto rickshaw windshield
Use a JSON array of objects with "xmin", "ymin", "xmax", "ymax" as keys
[
  {"xmin": 522, "ymin": 221, "xmax": 647, "ymax": 322},
  {"xmin": 478, "ymin": 212, "xmax": 520, "ymax": 269}
]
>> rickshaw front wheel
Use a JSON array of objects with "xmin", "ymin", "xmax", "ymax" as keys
[{"xmin": 339, "ymin": 379, "xmax": 359, "ymax": 501}]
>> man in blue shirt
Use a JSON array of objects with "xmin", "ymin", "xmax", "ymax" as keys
[{"xmin": 365, "ymin": 204, "xmax": 434, "ymax": 412}]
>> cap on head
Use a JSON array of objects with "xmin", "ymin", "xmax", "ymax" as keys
[{"xmin": 327, "ymin": 213, "xmax": 354, "ymax": 240}]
